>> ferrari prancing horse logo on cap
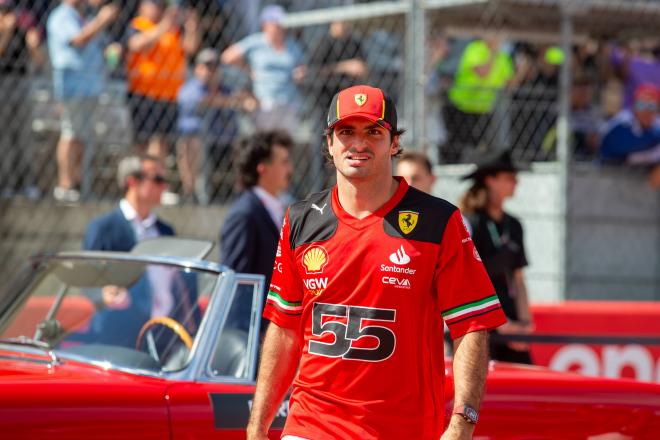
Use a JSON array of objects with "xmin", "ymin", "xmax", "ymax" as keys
[
  {"xmin": 398, "ymin": 211, "xmax": 419, "ymax": 235},
  {"xmin": 354, "ymin": 93, "xmax": 367, "ymax": 106}
]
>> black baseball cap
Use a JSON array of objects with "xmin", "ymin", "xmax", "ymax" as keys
[{"xmin": 462, "ymin": 149, "xmax": 529, "ymax": 181}]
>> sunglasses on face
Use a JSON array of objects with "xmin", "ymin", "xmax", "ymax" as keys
[
  {"xmin": 635, "ymin": 101, "xmax": 658, "ymax": 112},
  {"xmin": 135, "ymin": 173, "xmax": 167, "ymax": 185}
]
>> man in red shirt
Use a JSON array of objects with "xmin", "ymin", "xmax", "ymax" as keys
[{"xmin": 247, "ymin": 85, "xmax": 506, "ymax": 440}]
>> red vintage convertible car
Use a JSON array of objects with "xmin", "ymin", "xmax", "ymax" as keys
[{"xmin": 0, "ymin": 239, "xmax": 658, "ymax": 439}]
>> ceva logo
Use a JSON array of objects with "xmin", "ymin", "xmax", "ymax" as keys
[{"xmin": 382, "ymin": 276, "xmax": 411, "ymax": 289}]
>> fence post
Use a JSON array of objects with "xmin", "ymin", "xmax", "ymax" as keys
[
  {"xmin": 405, "ymin": 0, "xmax": 426, "ymax": 150},
  {"xmin": 557, "ymin": 0, "xmax": 575, "ymax": 299}
]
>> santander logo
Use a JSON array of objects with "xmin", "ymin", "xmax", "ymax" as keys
[{"xmin": 389, "ymin": 245, "xmax": 411, "ymax": 265}]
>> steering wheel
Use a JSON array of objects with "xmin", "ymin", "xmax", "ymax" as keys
[{"xmin": 136, "ymin": 316, "xmax": 193, "ymax": 353}]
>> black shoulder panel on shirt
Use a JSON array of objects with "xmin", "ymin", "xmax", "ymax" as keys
[
  {"xmin": 288, "ymin": 190, "xmax": 338, "ymax": 250},
  {"xmin": 383, "ymin": 186, "xmax": 457, "ymax": 244}
]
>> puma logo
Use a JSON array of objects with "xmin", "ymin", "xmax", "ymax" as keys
[{"xmin": 311, "ymin": 203, "xmax": 327, "ymax": 215}]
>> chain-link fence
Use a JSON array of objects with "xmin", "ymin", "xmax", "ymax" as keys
[{"xmin": 2, "ymin": 0, "xmax": 660, "ymax": 298}]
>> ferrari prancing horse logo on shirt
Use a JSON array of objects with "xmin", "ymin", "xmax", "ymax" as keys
[
  {"xmin": 354, "ymin": 93, "xmax": 367, "ymax": 106},
  {"xmin": 398, "ymin": 211, "xmax": 419, "ymax": 234}
]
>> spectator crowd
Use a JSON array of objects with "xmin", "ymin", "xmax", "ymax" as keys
[{"xmin": 1, "ymin": 0, "xmax": 660, "ymax": 205}]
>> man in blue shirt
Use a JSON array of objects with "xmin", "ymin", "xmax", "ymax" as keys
[
  {"xmin": 220, "ymin": 5, "xmax": 305, "ymax": 135},
  {"xmin": 177, "ymin": 48, "xmax": 256, "ymax": 203},
  {"xmin": 47, "ymin": 0, "xmax": 118, "ymax": 202},
  {"xmin": 601, "ymin": 84, "xmax": 660, "ymax": 160},
  {"xmin": 600, "ymin": 84, "xmax": 660, "ymax": 188}
]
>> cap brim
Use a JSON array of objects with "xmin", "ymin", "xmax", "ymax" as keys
[
  {"xmin": 461, "ymin": 164, "xmax": 527, "ymax": 180},
  {"xmin": 328, "ymin": 113, "xmax": 391, "ymax": 130}
]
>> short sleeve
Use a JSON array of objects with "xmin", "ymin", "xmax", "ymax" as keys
[
  {"xmin": 435, "ymin": 210, "xmax": 506, "ymax": 339},
  {"xmin": 263, "ymin": 210, "xmax": 304, "ymax": 329},
  {"xmin": 236, "ymin": 33, "xmax": 260, "ymax": 58},
  {"xmin": 47, "ymin": 9, "xmax": 81, "ymax": 46}
]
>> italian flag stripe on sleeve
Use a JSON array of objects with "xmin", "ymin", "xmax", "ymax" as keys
[
  {"xmin": 266, "ymin": 290, "xmax": 303, "ymax": 314},
  {"xmin": 442, "ymin": 295, "xmax": 501, "ymax": 325}
]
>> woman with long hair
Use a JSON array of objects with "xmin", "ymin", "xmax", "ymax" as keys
[{"xmin": 460, "ymin": 149, "xmax": 534, "ymax": 364}]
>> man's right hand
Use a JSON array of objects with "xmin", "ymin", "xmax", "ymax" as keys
[
  {"xmin": 0, "ymin": 12, "xmax": 17, "ymax": 32},
  {"xmin": 101, "ymin": 285, "xmax": 131, "ymax": 309},
  {"xmin": 97, "ymin": 3, "xmax": 119, "ymax": 25},
  {"xmin": 159, "ymin": 6, "xmax": 180, "ymax": 32}
]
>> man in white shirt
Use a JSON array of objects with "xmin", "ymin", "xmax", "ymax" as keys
[
  {"xmin": 219, "ymin": 131, "xmax": 293, "ymax": 329},
  {"xmin": 82, "ymin": 154, "xmax": 196, "ymax": 347}
]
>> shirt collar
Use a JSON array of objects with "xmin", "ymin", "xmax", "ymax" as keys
[
  {"xmin": 119, "ymin": 198, "xmax": 158, "ymax": 229},
  {"xmin": 252, "ymin": 186, "xmax": 284, "ymax": 226}
]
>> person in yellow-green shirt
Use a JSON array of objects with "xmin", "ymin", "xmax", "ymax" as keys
[{"xmin": 442, "ymin": 36, "xmax": 514, "ymax": 163}]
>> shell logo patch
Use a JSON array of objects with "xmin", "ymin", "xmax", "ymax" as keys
[
  {"xmin": 302, "ymin": 246, "xmax": 329, "ymax": 274},
  {"xmin": 398, "ymin": 211, "xmax": 419, "ymax": 235},
  {"xmin": 354, "ymin": 93, "xmax": 367, "ymax": 106}
]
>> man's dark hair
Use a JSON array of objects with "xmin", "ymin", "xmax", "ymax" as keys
[
  {"xmin": 322, "ymin": 127, "xmax": 406, "ymax": 164},
  {"xmin": 234, "ymin": 130, "xmax": 294, "ymax": 190},
  {"xmin": 397, "ymin": 151, "xmax": 433, "ymax": 175}
]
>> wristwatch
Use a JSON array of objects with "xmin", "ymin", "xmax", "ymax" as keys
[{"xmin": 452, "ymin": 404, "xmax": 479, "ymax": 424}]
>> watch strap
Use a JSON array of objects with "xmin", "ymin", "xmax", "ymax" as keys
[{"xmin": 452, "ymin": 404, "xmax": 479, "ymax": 424}]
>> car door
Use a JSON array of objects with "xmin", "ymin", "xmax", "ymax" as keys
[{"xmin": 168, "ymin": 274, "xmax": 286, "ymax": 439}]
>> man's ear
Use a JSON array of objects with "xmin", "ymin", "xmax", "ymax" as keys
[
  {"xmin": 256, "ymin": 162, "xmax": 266, "ymax": 177},
  {"xmin": 390, "ymin": 135, "xmax": 400, "ymax": 156},
  {"xmin": 326, "ymin": 135, "xmax": 334, "ymax": 154}
]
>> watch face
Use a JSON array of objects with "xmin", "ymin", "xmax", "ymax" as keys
[{"xmin": 464, "ymin": 405, "xmax": 478, "ymax": 423}]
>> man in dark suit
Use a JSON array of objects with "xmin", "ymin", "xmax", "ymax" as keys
[
  {"xmin": 84, "ymin": 154, "xmax": 172, "ymax": 251},
  {"xmin": 81, "ymin": 154, "xmax": 198, "ymax": 350},
  {"xmin": 219, "ymin": 131, "xmax": 293, "ymax": 330}
]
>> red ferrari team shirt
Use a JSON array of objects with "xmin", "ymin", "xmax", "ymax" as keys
[{"xmin": 264, "ymin": 177, "xmax": 506, "ymax": 440}]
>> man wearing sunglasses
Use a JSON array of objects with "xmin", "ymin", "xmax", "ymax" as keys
[
  {"xmin": 84, "ymin": 154, "xmax": 173, "ymax": 252},
  {"xmin": 79, "ymin": 154, "xmax": 200, "ymax": 348},
  {"xmin": 600, "ymin": 83, "xmax": 660, "ymax": 187}
]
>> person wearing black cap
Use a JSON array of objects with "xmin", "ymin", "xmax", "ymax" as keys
[
  {"xmin": 460, "ymin": 149, "xmax": 534, "ymax": 364},
  {"xmin": 247, "ymin": 85, "xmax": 507, "ymax": 440}
]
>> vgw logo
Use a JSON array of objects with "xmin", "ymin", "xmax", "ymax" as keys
[
  {"xmin": 304, "ymin": 277, "xmax": 328, "ymax": 296},
  {"xmin": 304, "ymin": 278, "xmax": 328, "ymax": 290}
]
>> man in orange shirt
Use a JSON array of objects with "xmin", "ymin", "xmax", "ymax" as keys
[{"xmin": 126, "ymin": 0, "xmax": 199, "ymax": 170}]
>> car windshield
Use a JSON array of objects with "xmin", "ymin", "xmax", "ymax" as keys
[{"xmin": 0, "ymin": 256, "xmax": 219, "ymax": 374}]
